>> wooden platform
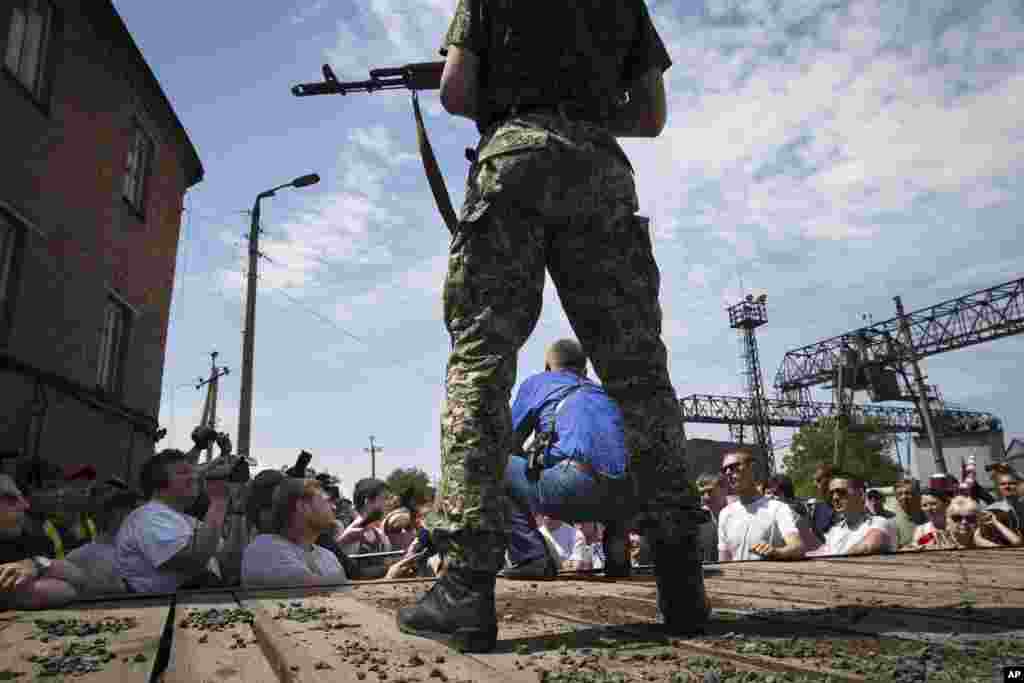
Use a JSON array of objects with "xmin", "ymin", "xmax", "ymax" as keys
[{"xmin": 0, "ymin": 547, "xmax": 1021, "ymax": 682}]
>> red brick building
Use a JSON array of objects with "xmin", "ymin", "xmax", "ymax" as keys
[{"xmin": 0, "ymin": 0, "xmax": 203, "ymax": 482}]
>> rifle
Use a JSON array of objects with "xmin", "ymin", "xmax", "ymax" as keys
[{"xmin": 292, "ymin": 63, "xmax": 458, "ymax": 236}]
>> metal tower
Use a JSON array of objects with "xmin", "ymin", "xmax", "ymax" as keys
[{"xmin": 727, "ymin": 294, "xmax": 774, "ymax": 472}]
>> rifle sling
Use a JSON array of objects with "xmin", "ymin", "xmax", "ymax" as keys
[{"xmin": 411, "ymin": 91, "xmax": 458, "ymax": 236}]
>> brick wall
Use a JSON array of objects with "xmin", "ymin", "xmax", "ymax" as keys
[{"xmin": 0, "ymin": 0, "xmax": 200, "ymax": 481}]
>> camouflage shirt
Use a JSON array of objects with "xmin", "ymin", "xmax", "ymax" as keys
[{"xmin": 440, "ymin": 0, "xmax": 672, "ymax": 132}]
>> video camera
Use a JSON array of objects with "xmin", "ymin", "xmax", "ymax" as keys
[
  {"xmin": 285, "ymin": 450, "xmax": 313, "ymax": 479},
  {"xmin": 191, "ymin": 427, "xmax": 252, "ymax": 483}
]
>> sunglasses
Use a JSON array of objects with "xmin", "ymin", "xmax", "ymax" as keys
[
  {"xmin": 828, "ymin": 489, "xmax": 850, "ymax": 498},
  {"xmin": 949, "ymin": 514, "xmax": 978, "ymax": 525}
]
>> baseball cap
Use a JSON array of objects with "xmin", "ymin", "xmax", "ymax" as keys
[
  {"xmin": 928, "ymin": 474, "xmax": 958, "ymax": 496},
  {"xmin": 63, "ymin": 464, "xmax": 97, "ymax": 481},
  {"xmin": 353, "ymin": 478, "xmax": 388, "ymax": 509}
]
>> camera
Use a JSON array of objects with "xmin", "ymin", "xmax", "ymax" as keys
[
  {"xmin": 192, "ymin": 430, "xmax": 251, "ymax": 483},
  {"xmin": 286, "ymin": 450, "xmax": 313, "ymax": 478}
]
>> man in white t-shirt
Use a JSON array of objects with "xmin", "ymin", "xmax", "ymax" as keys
[
  {"xmin": 717, "ymin": 450, "xmax": 805, "ymax": 562},
  {"xmin": 242, "ymin": 478, "xmax": 348, "ymax": 587},
  {"xmin": 115, "ymin": 450, "xmax": 242, "ymax": 593},
  {"xmin": 537, "ymin": 516, "xmax": 585, "ymax": 570},
  {"xmin": 813, "ymin": 474, "xmax": 894, "ymax": 557}
]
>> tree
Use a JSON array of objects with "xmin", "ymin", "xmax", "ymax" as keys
[
  {"xmin": 385, "ymin": 467, "xmax": 434, "ymax": 508},
  {"xmin": 783, "ymin": 417, "xmax": 904, "ymax": 499}
]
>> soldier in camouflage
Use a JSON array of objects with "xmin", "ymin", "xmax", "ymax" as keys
[{"xmin": 397, "ymin": 0, "xmax": 709, "ymax": 652}]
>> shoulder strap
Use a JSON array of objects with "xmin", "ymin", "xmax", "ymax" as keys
[{"xmin": 412, "ymin": 92, "xmax": 458, "ymax": 236}]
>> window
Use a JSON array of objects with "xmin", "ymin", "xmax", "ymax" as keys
[
  {"xmin": 0, "ymin": 209, "xmax": 23, "ymax": 338},
  {"xmin": 122, "ymin": 121, "xmax": 155, "ymax": 214},
  {"xmin": 97, "ymin": 296, "xmax": 130, "ymax": 394},
  {"xmin": 4, "ymin": 0, "xmax": 56, "ymax": 102}
]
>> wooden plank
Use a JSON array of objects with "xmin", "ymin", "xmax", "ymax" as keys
[
  {"xmin": 715, "ymin": 552, "xmax": 1024, "ymax": 590},
  {"xmin": 163, "ymin": 592, "xmax": 279, "ymax": 683},
  {"xmin": 0, "ymin": 598, "xmax": 171, "ymax": 682},
  {"xmin": 350, "ymin": 579, "xmax": 869, "ymax": 682},
  {"xmin": 705, "ymin": 572, "xmax": 1016, "ymax": 608},
  {"xmin": 239, "ymin": 588, "xmax": 537, "ymax": 683}
]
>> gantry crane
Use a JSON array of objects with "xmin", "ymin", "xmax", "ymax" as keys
[
  {"xmin": 774, "ymin": 276, "xmax": 1024, "ymax": 473},
  {"xmin": 679, "ymin": 394, "xmax": 999, "ymax": 435}
]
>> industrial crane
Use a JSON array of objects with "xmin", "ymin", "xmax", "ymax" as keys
[
  {"xmin": 774, "ymin": 276, "xmax": 1024, "ymax": 473},
  {"xmin": 679, "ymin": 394, "xmax": 998, "ymax": 435}
]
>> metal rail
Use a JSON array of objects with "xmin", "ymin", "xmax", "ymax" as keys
[{"xmin": 679, "ymin": 393, "xmax": 999, "ymax": 434}]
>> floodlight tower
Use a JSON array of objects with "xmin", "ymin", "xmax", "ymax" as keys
[{"xmin": 728, "ymin": 293, "xmax": 774, "ymax": 472}]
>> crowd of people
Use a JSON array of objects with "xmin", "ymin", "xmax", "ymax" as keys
[
  {"xmin": 0, "ymin": 450, "xmax": 1020, "ymax": 610},
  {"xmin": 693, "ymin": 456, "xmax": 1023, "ymax": 564},
  {"xmin": 0, "ymin": 438, "xmax": 444, "ymax": 611}
]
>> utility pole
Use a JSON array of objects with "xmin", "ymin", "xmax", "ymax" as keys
[
  {"xmin": 365, "ymin": 436, "xmax": 382, "ymax": 479},
  {"xmin": 894, "ymin": 295, "xmax": 946, "ymax": 474},
  {"xmin": 196, "ymin": 351, "xmax": 229, "ymax": 463},
  {"xmin": 237, "ymin": 200, "xmax": 261, "ymax": 460},
  {"xmin": 237, "ymin": 173, "xmax": 320, "ymax": 459}
]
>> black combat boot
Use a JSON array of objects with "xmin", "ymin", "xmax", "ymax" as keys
[
  {"xmin": 397, "ymin": 531, "xmax": 502, "ymax": 653},
  {"xmin": 650, "ymin": 531, "xmax": 710, "ymax": 635},
  {"xmin": 601, "ymin": 520, "xmax": 631, "ymax": 578}
]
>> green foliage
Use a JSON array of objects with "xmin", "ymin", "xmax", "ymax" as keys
[
  {"xmin": 783, "ymin": 417, "xmax": 903, "ymax": 499},
  {"xmin": 385, "ymin": 467, "xmax": 434, "ymax": 507}
]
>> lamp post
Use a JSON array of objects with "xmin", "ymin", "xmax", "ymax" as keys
[{"xmin": 236, "ymin": 173, "xmax": 320, "ymax": 459}]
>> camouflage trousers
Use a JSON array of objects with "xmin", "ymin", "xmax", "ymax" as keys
[{"xmin": 439, "ymin": 112, "xmax": 699, "ymax": 571}]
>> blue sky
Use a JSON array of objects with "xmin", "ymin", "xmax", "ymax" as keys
[{"xmin": 112, "ymin": 0, "xmax": 1024, "ymax": 498}]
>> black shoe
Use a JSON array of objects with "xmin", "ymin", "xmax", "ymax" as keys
[
  {"xmin": 397, "ymin": 564, "xmax": 498, "ymax": 653},
  {"xmin": 602, "ymin": 521, "xmax": 631, "ymax": 578},
  {"xmin": 651, "ymin": 535, "xmax": 710, "ymax": 636},
  {"xmin": 499, "ymin": 555, "xmax": 555, "ymax": 580}
]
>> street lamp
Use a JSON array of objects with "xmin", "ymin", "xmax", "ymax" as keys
[{"xmin": 236, "ymin": 173, "xmax": 320, "ymax": 459}]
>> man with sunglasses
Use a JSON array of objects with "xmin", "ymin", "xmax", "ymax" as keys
[
  {"xmin": 814, "ymin": 473, "xmax": 894, "ymax": 557},
  {"xmin": 717, "ymin": 451, "xmax": 805, "ymax": 562}
]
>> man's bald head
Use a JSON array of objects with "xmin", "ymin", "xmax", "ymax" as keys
[{"xmin": 545, "ymin": 339, "xmax": 587, "ymax": 375}]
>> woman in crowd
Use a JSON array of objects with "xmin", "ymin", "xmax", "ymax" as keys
[{"xmin": 910, "ymin": 488, "xmax": 951, "ymax": 548}]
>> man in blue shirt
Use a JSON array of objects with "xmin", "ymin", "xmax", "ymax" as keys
[{"xmin": 501, "ymin": 339, "xmax": 634, "ymax": 579}]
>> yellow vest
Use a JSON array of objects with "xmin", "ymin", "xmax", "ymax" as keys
[
  {"xmin": 43, "ymin": 517, "xmax": 96, "ymax": 560},
  {"xmin": 43, "ymin": 520, "xmax": 64, "ymax": 560}
]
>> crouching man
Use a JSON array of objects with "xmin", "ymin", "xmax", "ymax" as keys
[
  {"xmin": 0, "ymin": 474, "xmax": 88, "ymax": 609},
  {"xmin": 241, "ymin": 478, "xmax": 349, "ymax": 587},
  {"xmin": 502, "ymin": 339, "xmax": 635, "ymax": 579}
]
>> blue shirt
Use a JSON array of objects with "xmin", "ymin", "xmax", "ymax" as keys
[{"xmin": 510, "ymin": 370, "xmax": 627, "ymax": 478}]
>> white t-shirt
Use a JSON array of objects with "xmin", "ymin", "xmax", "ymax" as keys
[
  {"xmin": 242, "ymin": 534, "xmax": 348, "ymax": 588},
  {"xmin": 541, "ymin": 524, "xmax": 583, "ymax": 563},
  {"xmin": 65, "ymin": 542, "xmax": 126, "ymax": 594},
  {"xmin": 717, "ymin": 496, "xmax": 799, "ymax": 561},
  {"xmin": 822, "ymin": 515, "xmax": 895, "ymax": 556},
  {"xmin": 115, "ymin": 501, "xmax": 218, "ymax": 593}
]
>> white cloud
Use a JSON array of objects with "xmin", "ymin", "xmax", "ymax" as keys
[
  {"xmin": 348, "ymin": 126, "xmax": 418, "ymax": 165},
  {"xmin": 325, "ymin": 0, "xmax": 450, "ymax": 73}
]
